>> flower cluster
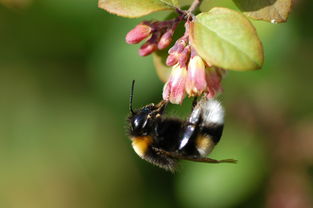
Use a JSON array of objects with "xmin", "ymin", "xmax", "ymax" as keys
[
  {"xmin": 126, "ymin": 18, "xmax": 181, "ymax": 56},
  {"xmin": 126, "ymin": 20, "xmax": 224, "ymax": 104},
  {"xmin": 162, "ymin": 22, "xmax": 224, "ymax": 104},
  {"xmin": 164, "ymin": 40, "xmax": 224, "ymax": 103}
]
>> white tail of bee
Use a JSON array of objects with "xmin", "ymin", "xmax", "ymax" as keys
[{"xmin": 198, "ymin": 98, "xmax": 224, "ymax": 126}]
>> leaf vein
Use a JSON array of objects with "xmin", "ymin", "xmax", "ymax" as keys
[{"xmin": 159, "ymin": 0, "xmax": 177, "ymax": 8}]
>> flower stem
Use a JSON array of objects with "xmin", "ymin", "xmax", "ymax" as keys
[
  {"xmin": 188, "ymin": 0, "xmax": 202, "ymax": 13},
  {"xmin": 176, "ymin": 0, "xmax": 202, "ymax": 20}
]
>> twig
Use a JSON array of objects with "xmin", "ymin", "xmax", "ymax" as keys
[
  {"xmin": 188, "ymin": 0, "xmax": 202, "ymax": 13},
  {"xmin": 176, "ymin": 0, "xmax": 202, "ymax": 20}
]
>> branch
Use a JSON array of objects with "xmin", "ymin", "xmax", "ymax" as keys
[
  {"xmin": 188, "ymin": 0, "xmax": 202, "ymax": 13},
  {"xmin": 175, "ymin": 0, "xmax": 202, "ymax": 20}
]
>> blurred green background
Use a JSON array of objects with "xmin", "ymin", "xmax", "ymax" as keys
[{"xmin": 0, "ymin": 0, "xmax": 312, "ymax": 207}]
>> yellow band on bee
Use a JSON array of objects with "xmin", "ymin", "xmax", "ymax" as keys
[
  {"xmin": 131, "ymin": 136, "xmax": 153, "ymax": 157},
  {"xmin": 195, "ymin": 136, "xmax": 215, "ymax": 157}
]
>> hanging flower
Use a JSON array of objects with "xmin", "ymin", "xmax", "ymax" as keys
[
  {"xmin": 185, "ymin": 55, "xmax": 207, "ymax": 96},
  {"xmin": 163, "ymin": 64, "xmax": 187, "ymax": 104},
  {"xmin": 161, "ymin": 21, "xmax": 225, "ymax": 104},
  {"xmin": 205, "ymin": 67, "xmax": 224, "ymax": 98}
]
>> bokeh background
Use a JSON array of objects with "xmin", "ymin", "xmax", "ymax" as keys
[{"xmin": 0, "ymin": 0, "xmax": 312, "ymax": 207}]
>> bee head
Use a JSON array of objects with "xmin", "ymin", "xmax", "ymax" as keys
[
  {"xmin": 129, "ymin": 104, "xmax": 154, "ymax": 134},
  {"xmin": 128, "ymin": 80, "xmax": 167, "ymax": 136}
]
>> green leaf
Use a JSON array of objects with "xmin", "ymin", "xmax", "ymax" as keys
[
  {"xmin": 233, "ymin": 0, "xmax": 294, "ymax": 23},
  {"xmin": 98, "ymin": 0, "xmax": 179, "ymax": 18},
  {"xmin": 190, "ymin": 8, "xmax": 264, "ymax": 71}
]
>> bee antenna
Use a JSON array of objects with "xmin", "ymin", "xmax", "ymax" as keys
[{"xmin": 129, "ymin": 80, "xmax": 135, "ymax": 114}]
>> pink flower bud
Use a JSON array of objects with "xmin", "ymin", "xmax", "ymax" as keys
[
  {"xmin": 139, "ymin": 42, "xmax": 157, "ymax": 56},
  {"xmin": 169, "ymin": 39, "xmax": 186, "ymax": 54},
  {"xmin": 163, "ymin": 65, "xmax": 187, "ymax": 104},
  {"xmin": 166, "ymin": 53, "xmax": 178, "ymax": 66},
  {"xmin": 126, "ymin": 24, "xmax": 152, "ymax": 44},
  {"xmin": 205, "ymin": 68, "xmax": 223, "ymax": 98},
  {"xmin": 168, "ymin": 44, "xmax": 178, "ymax": 54},
  {"xmin": 186, "ymin": 56, "xmax": 207, "ymax": 96},
  {"xmin": 178, "ymin": 46, "xmax": 190, "ymax": 67},
  {"xmin": 176, "ymin": 39, "xmax": 187, "ymax": 53},
  {"xmin": 157, "ymin": 30, "xmax": 174, "ymax": 50}
]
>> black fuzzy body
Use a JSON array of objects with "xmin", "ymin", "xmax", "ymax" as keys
[{"xmin": 128, "ymin": 98, "xmax": 224, "ymax": 172}]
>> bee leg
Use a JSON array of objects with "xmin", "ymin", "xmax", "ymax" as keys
[
  {"xmin": 154, "ymin": 100, "xmax": 168, "ymax": 115},
  {"xmin": 183, "ymin": 157, "xmax": 237, "ymax": 164},
  {"xmin": 153, "ymin": 147, "xmax": 237, "ymax": 164},
  {"xmin": 156, "ymin": 100, "xmax": 168, "ymax": 109},
  {"xmin": 192, "ymin": 96, "xmax": 198, "ymax": 110}
]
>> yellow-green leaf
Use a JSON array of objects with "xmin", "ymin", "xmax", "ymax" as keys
[
  {"xmin": 190, "ymin": 8, "xmax": 264, "ymax": 71},
  {"xmin": 98, "ymin": 0, "xmax": 179, "ymax": 18},
  {"xmin": 233, "ymin": 0, "xmax": 294, "ymax": 23},
  {"xmin": 153, "ymin": 51, "xmax": 171, "ymax": 82}
]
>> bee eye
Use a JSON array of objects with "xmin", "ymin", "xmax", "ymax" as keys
[{"xmin": 132, "ymin": 114, "xmax": 149, "ymax": 131}]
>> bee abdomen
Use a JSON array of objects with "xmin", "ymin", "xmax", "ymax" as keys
[
  {"xmin": 198, "ymin": 98, "xmax": 224, "ymax": 144},
  {"xmin": 195, "ymin": 124, "xmax": 223, "ymax": 157},
  {"xmin": 199, "ymin": 99, "xmax": 224, "ymax": 126},
  {"xmin": 193, "ymin": 98, "xmax": 225, "ymax": 157},
  {"xmin": 201, "ymin": 124, "xmax": 224, "ymax": 144},
  {"xmin": 195, "ymin": 135, "xmax": 215, "ymax": 157}
]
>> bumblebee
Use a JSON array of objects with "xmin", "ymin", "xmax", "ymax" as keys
[{"xmin": 128, "ymin": 81, "xmax": 236, "ymax": 172}]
